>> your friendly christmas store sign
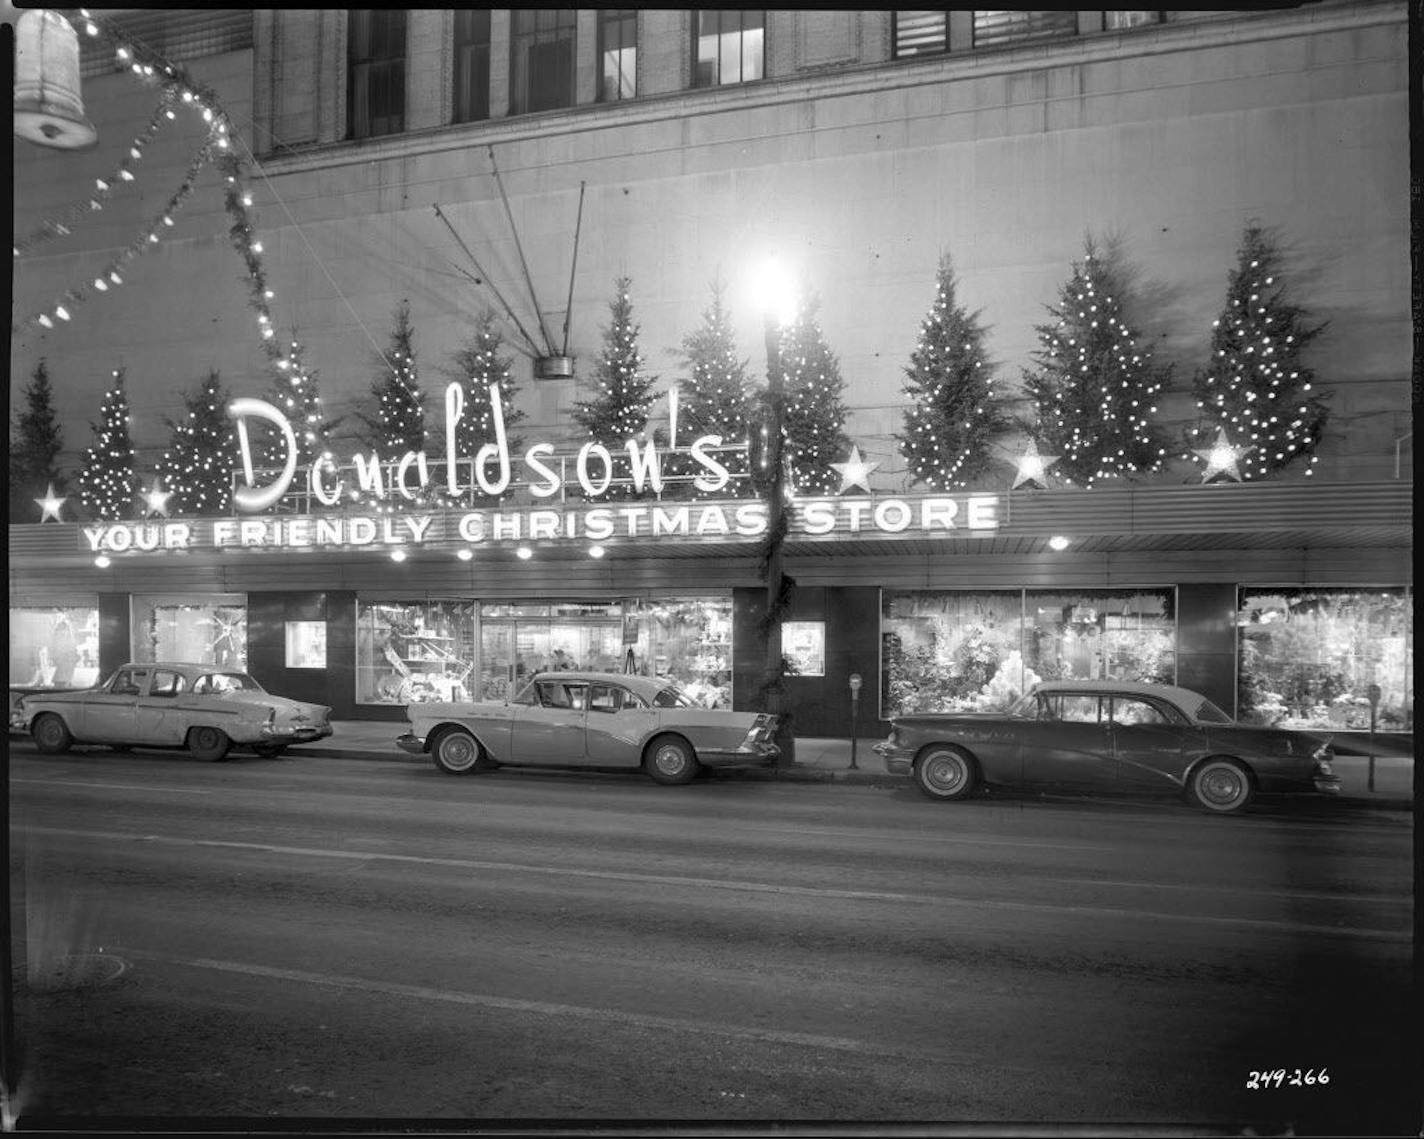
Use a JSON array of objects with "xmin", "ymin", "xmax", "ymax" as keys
[{"xmin": 78, "ymin": 384, "xmax": 1001, "ymax": 555}]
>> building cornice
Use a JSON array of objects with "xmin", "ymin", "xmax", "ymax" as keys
[{"xmin": 251, "ymin": 2, "xmax": 1406, "ymax": 178}]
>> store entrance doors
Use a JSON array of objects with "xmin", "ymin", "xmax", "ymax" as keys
[{"xmin": 476, "ymin": 602, "xmax": 627, "ymax": 701}]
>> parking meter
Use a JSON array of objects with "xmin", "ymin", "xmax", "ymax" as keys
[
  {"xmin": 848, "ymin": 673, "xmax": 863, "ymax": 769},
  {"xmin": 1366, "ymin": 683, "xmax": 1381, "ymax": 791}
]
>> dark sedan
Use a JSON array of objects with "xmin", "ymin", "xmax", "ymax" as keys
[{"xmin": 873, "ymin": 680, "xmax": 1340, "ymax": 814}]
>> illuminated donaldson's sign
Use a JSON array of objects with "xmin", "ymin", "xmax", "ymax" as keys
[
  {"xmin": 74, "ymin": 384, "xmax": 1000, "ymax": 555},
  {"xmin": 80, "ymin": 496, "xmax": 998, "ymax": 554}
]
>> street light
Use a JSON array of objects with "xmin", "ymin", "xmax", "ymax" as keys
[{"xmin": 753, "ymin": 258, "xmax": 798, "ymax": 767}]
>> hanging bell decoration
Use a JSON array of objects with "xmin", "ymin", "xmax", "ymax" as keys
[{"xmin": 14, "ymin": 9, "xmax": 99, "ymax": 150}]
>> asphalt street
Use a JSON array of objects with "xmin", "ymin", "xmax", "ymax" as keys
[{"xmin": 6, "ymin": 743, "xmax": 1418, "ymax": 1133}]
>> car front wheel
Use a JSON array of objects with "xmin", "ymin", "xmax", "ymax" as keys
[
  {"xmin": 1189, "ymin": 757, "xmax": 1254, "ymax": 814},
  {"xmin": 644, "ymin": 735, "xmax": 699, "ymax": 785},
  {"xmin": 33, "ymin": 713, "xmax": 73, "ymax": 755},
  {"xmin": 914, "ymin": 745, "xmax": 978, "ymax": 801},
  {"xmin": 188, "ymin": 725, "xmax": 231, "ymax": 763},
  {"xmin": 432, "ymin": 728, "xmax": 481, "ymax": 774}
]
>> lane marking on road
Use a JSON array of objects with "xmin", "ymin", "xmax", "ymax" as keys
[
  {"xmin": 722, "ymin": 822, "xmax": 1118, "ymax": 851},
  {"xmin": 1039, "ymin": 874, "xmax": 1413, "ymax": 907},
  {"xmin": 21, "ymin": 824, "xmax": 1412, "ymax": 941},
  {"xmin": 11, "ymin": 778, "xmax": 215, "ymax": 795},
  {"xmin": 112, "ymin": 947, "xmax": 907, "ymax": 1060}
]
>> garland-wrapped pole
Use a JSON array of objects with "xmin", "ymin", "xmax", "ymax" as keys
[{"xmin": 759, "ymin": 313, "xmax": 797, "ymax": 767}]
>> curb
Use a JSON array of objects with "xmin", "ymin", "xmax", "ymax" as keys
[{"xmin": 295, "ymin": 745, "xmax": 1413, "ymax": 813}]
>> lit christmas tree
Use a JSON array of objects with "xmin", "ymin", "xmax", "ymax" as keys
[
  {"xmin": 571, "ymin": 277, "xmax": 659, "ymax": 497},
  {"xmin": 1021, "ymin": 237, "xmax": 1169, "ymax": 488},
  {"xmin": 1187, "ymin": 224, "xmax": 1328, "ymax": 479},
  {"xmin": 9, "ymin": 360, "xmax": 69, "ymax": 522},
  {"xmin": 677, "ymin": 278, "xmax": 753, "ymax": 438},
  {"xmin": 898, "ymin": 255, "xmax": 1008, "ymax": 489},
  {"xmin": 257, "ymin": 329, "xmax": 338, "ymax": 472},
  {"xmin": 777, "ymin": 292, "xmax": 852, "ymax": 496},
  {"xmin": 444, "ymin": 309, "xmax": 527, "ymax": 477},
  {"xmin": 673, "ymin": 278, "xmax": 754, "ymax": 497},
  {"xmin": 78, "ymin": 367, "xmax": 139, "ymax": 521},
  {"xmin": 156, "ymin": 369, "xmax": 242, "ymax": 516},
  {"xmin": 358, "ymin": 299, "xmax": 427, "ymax": 462}
]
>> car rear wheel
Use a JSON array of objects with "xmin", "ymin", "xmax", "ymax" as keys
[
  {"xmin": 32, "ymin": 714, "xmax": 73, "ymax": 755},
  {"xmin": 252, "ymin": 743, "xmax": 287, "ymax": 759},
  {"xmin": 914, "ymin": 745, "xmax": 978, "ymax": 801},
  {"xmin": 644, "ymin": 735, "xmax": 699, "ymax": 785},
  {"xmin": 1189, "ymin": 757, "xmax": 1254, "ymax": 814},
  {"xmin": 188, "ymin": 726, "xmax": 231, "ymax": 763},
  {"xmin": 432, "ymin": 728, "xmax": 481, "ymax": 775}
]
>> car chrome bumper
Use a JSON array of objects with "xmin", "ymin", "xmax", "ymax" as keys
[
  {"xmin": 698, "ymin": 742, "xmax": 779, "ymax": 768},
  {"xmin": 873, "ymin": 742, "xmax": 914, "ymax": 776},
  {"xmin": 263, "ymin": 724, "xmax": 334, "ymax": 743},
  {"xmin": 396, "ymin": 732, "xmax": 426, "ymax": 755},
  {"xmin": 1313, "ymin": 775, "xmax": 1342, "ymax": 795}
]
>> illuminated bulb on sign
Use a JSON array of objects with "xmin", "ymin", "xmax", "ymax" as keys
[
  {"xmin": 1048, "ymin": 536, "xmax": 1071, "ymax": 551},
  {"xmin": 456, "ymin": 549, "xmax": 473, "ymax": 562},
  {"xmin": 589, "ymin": 545, "xmax": 606, "ymax": 559},
  {"xmin": 516, "ymin": 547, "xmax": 533, "ymax": 560},
  {"xmin": 95, "ymin": 555, "xmax": 111, "ymax": 568},
  {"xmin": 390, "ymin": 549, "xmax": 407, "ymax": 562}
]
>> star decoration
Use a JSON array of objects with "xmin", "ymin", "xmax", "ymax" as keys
[
  {"xmin": 142, "ymin": 478, "xmax": 173, "ymax": 517},
  {"xmin": 1012, "ymin": 440, "xmax": 1059, "ymax": 489},
  {"xmin": 1194, "ymin": 427, "xmax": 1249, "ymax": 483},
  {"xmin": 830, "ymin": 446, "xmax": 880, "ymax": 495},
  {"xmin": 34, "ymin": 484, "xmax": 67, "ymax": 522}
]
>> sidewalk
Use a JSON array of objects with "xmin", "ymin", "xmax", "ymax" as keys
[{"xmin": 304, "ymin": 720, "xmax": 1414, "ymax": 811}]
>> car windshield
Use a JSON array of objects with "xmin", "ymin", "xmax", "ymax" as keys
[{"xmin": 651, "ymin": 683, "xmax": 696, "ymax": 709}]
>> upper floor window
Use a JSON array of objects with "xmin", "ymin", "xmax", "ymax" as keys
[
  {"xmin": 347, "ymin": 10, "xmax": 405, "ymax": 139},
  {"xmin": 599, "ymin": 10, "xmax": 638, "ymax": 102},
  {"xmin": 1104, "ymin": 11, "xmax": 1162, "ymax": 30},
  {"xmin": 893, "ymin": 11, "xmax": 949, "ymax": 58},
  {"xmin": 694, "ymin": 10, "xmax": 765, "ymax": 88},
  {"xmin": 453, "ymin": 9, "xmax": 491, "ymax": 123},
  {"xmin": 511, "ymin": 9, "xmax": 576, "ymax": 115},
  {"xmin": 972, "ymin": 10, "xmax": 1077, "ymax": 49}
]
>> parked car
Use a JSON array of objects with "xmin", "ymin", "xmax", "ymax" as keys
[
  {"xmin": 9, "ymin": 662, "xmax": 333, "ymax": 761},
  {"xmin": 873, "ymin": 680, "xmax": 1340, "ymax": 814},
  {"xmin": 397, "ymin": 670, "xmax": 779, "ymax": 785}
]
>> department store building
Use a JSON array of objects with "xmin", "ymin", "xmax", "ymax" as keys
[{"xmin": 9, "ymin": 7, "xmax": 1412, "ymax": 737}]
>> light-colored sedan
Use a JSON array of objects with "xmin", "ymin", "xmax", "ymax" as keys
[
  {"xmin": 9, "ymin": 662, "xmax": 333, "ymax": 762},
  {"xmin": 397, "ymin": 670, "xmax": 780, "ymax": 785},
  {"xmin": 874, "ymin": 680, "xmax": 1340, "ymax": 814}
]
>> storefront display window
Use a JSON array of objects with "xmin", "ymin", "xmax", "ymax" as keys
[
  {"xmin": 9, "ymin": 604, "xmax": 100, "ymax": 689},
  {"xmin": 1238, "ymin": 587, "xmax": 1413, "ymax": 730},
  {"xmin": 881, "ymin": 588, "xmax": 1176, "ymax": 718},
  {"xmin": 628, "ymin": 598, "xmax": 733, "ymax": 707},
  {"xmin": 285, "ymin": 621, "xmax": 327, "ymax": 669},
  {"xmin": 883, "ymin": 591, "xmax": 1025, "ymax": 716},
  {"xmin": 132, "ymin": 593, "xmax": 247, "ymax": 670},
  {"xmin": 357, "ymin": 601, "xmax": 476, "ymax": 704},
  {"xmin": 1024, "ymin": 589, "xmax": 1176, "ymax": 687},
  {"xmin": 782, "ymin": 622, "xmax": 825, "ymax": 677}
]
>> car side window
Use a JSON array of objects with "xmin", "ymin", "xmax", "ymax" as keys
[
  {"xmin": 588, "ymin": 684, "xmax": 624, "ymax": 713},
  {"xmin": 149, "ymin": 670, "xmax": 186, "ymax": 698},
  {"xmin": 538, "ymin": 681, "xmax": 571, "ymax": 708},
  {"xmin": 1112, "ymin": 697, "xmax": 1170, "ymax": 726},
  {"xmin": 111, "ymin": 668, "xmax": 145, "ymax": 696},
  {"xmin": 1055, "ymin": 695, "xmax": 1103, "ymax": 724}
]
